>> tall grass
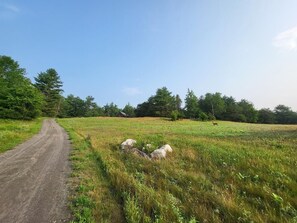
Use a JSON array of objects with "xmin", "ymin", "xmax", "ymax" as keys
[
  {"xmin": 58, "ymin": 117, "xmax": 297, "ymax": 223},
  {"xmin": 0, "ymin": 118, "xmax": 42, "ymax": 153}
]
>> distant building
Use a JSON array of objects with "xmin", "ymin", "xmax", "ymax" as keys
[{"xmin": 119, "ymin": 111, "xmax": 128, "ymax": 117}]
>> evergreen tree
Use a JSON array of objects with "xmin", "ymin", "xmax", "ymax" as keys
[
  {"xmin": 85, "ymin": 96, "xmax": 103, "ymax": 117},
  {"xmin": 123, "ymin": 103, "xmax": 136, "ymax": 117},
  {"xmin": 104, "ymin": 103, "xmax": 120, "ymax": 117},
  {"xmin": 175, "ymin": 94, "xmax": 182, "ymax": 111},
  {"xmin": 0, "ymin": 56, "xmax": 44, "ymax": 119},
  {"xmin": 135, "ymin": 87, "xmax": 176, "ymax": 117},
  {"xmin": 34, "ymin": 69, "xmax": 63, "ymax": 117},
  {"xmin": 135, "ymin": 101, "xmax": 151, "ymax": 117},
  {"xmin": 150, "ymin": 87, "xmax": 176, "ymax": 117},
  {"xmin": 184, "ymin": 89, "xmax": 199, "ymax": 119}
]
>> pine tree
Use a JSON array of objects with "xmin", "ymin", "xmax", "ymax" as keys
[
  {"xmin": 184, "ymin": 89, "xmax": 199, "ymax": 119},
  {"xmin": 34, "ymin": 69, "xmax": 63, "ymax": 117}
]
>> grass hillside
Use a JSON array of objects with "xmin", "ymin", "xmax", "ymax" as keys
[
  {"xmin": 58, "ymin": 117, "xmax": 297, "ymax": 223},
  {"xmin": 0, "ymin": 119, "xmax": 43, "ymax": 153}
]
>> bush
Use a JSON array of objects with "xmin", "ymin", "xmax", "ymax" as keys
[
  {"xmin": 198, "ymin": 112, "xmax": 208, "ymax": 121},
  {"xmin": 171, "ymin": 110, "xmax": 179, "ymax": 121}
]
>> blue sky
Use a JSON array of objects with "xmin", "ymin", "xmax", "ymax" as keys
[{"xmin": 1, "ymin": 0, "xmax": 297, "ymax": 110}]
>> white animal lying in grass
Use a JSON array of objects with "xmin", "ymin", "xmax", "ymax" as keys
[{"xmin": 150, "ymin": 144, "xmax": 173, "ymax": 160}]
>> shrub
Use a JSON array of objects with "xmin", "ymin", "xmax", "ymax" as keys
[
  {"xmin": 171, "ymin": 110, "xmax": 179, "ymax": 121},
  {"xmin": 198, "ymin": 112, "xmax": 208, "ymax": 121}
]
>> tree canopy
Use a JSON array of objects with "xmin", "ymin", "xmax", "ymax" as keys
[
  {"xmin": 1, "ymin": 55, "xmax": 297, "ymax": 124},
  {"xmin": 34, "ymin": 69, "xmax": 63, "ymax": 117},
  {"xmin": 136, "ymin": 87, "xmax": 177, "ymax": 117},
  {"xmin": 0, "ymin": 56, "xmax": 43, "ymax": 119},
  {"xmin": 184, "ymin": 89, "xmax": 199, "ymax": 119},
  {"xmin": 123, "ymin": 103, "xmax": 136, "ymax": 117}
]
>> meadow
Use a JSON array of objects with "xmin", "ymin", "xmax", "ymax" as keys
[
  {"xmin": 0, "ymin": 118, "xmax": 42, "ymax": 153},
  {"xmin": 57, "ymin": 117, "xmax": 297, "ymax": 223}
]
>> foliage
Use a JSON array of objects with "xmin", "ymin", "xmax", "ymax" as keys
[
  {"xmin": 258, "ymin": 108, "xmax": 276, "ymax": 124},
  {"xmin": 274, "ymin": 105, "xmax": 297, "ymax": 124},
  {"xmin": 104, "ymin": 102, "xmax": 120, "ymax": 117},
  {"xmin": 123, "ymin": 103, "xmax": 136, "ymax": 117},
  {"xmin": 237, "ymin": 99, "xmax": 258, "ymax": 123},
  {"xmin": 151, "ymin": 87, "xmax": 176, "ymax": 117},
  {"xmin": 34, "ymin": 68, "xmax": 63, "ymax": 117},
  {"xmin": 171, "ymin": 110, "xmax": 179, "ymax": 121},
  {"xmin": 184, "ymin": 89, "xmax": 199, "ymax": 119},
  {"xmin": 199, "ymin": 92, "xmax": 226, "ymax": 119},
  {"xmin": 198, "ymin": 111, "xmax": 208, "ymax": 121},
  {"xmin": 136, "ymin": 87, "xmax": 176, "ymax": 117},
  {"xmin": 59, "ymin": 117, "xmax": 297, "ymax": 223},
  {"xmin": 59, "ymin": 95, "xmax": 104, "ymax": 118},
  {"xmin": 135, "ymin": 101, "xmax": 151, "ymax": 117},
  {"xmin": 221, "ymin": 96, "xmax": 242, "ymax": 121},
  {"xmin": 60, "ymin": 95, "xmax": 86, "ymax": 117},
  {"xmin": 0, "ymin": 55, "xmax": 44, "ymax": 119},
  {"xmin": 1, "ymin": 54, "xmax": 296, "ymax": 124},
  {"xmin": 84, "ymin": 96, "xmax": 104, "ymax": 117}
]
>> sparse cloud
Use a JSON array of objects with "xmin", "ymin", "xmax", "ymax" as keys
[
  {"xmin": 0, "ymin": 3, "xmax": 20, "ymax": 19},
  {"xmin": 4, "ymin": 4, "xmax": 20, "ymax": 13},
  {"xmin": 123, "ymin": 87, "xmax": 142, "ymax": 96},
  {"xmin": 273, "ymin": 26, "xmax": 297, "ymax": 50}
]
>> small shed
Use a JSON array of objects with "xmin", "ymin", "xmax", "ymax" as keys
[{"xmin": 119, "ymin": 111, "xmax": 128, "ymax": 117}]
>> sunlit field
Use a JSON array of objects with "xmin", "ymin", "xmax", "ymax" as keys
[
  {"xmin": 58, "ymin": 117, "xmax": 297, "ymax": 223},
  {"xmin": 0, "ymin": 119, "xmax": 42, "ymax": 153}
]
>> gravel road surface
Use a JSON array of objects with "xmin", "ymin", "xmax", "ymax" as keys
[{"xmin": 0, "ymin": 119, "xmax": 71, "ymax": 223}]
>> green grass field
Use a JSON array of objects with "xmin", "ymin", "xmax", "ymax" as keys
[
  {"xmin": 58, "ymin": 117, "xmax": 297, "ymax": 223},
  {"xmin": 0, "ymin": 118, "xmax": 43, "ymax": 153}
]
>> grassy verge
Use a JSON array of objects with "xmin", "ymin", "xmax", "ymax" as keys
[
  {"xmin": 0, "ymin": 118, "xmax": 43, "ymax": 153},
  {"xmin": 58, "ymin": 120, "xmax": 124, "ymax": 223},
  {"xmin": 58, "ymin": 117, "xmax": 297, "ymax": 223}
]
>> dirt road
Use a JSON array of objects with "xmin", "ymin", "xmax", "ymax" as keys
[{"xmin": 0, "ymin": 119, "xmax": 71, "ymax": 223}]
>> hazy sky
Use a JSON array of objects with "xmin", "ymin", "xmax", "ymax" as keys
[{"xmin": 1, "ymin": 1, "xmax": 297, "ymax": 110}]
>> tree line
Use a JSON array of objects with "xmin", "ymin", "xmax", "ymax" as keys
[
  {"xmin": 1, "ymin": 55, "xmax": 296, "ymax": 124},
  {"xmin": 135, "ymin": 88, "xmax": 297, "ymax": 124}
]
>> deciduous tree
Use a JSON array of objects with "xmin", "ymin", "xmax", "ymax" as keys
[
  {"xmin": 199, "ymin": 93, "xmax": 226, "ymax": 119},
  {"xmin": 274, "ymin": 105, "xmax": 297, "ymax": 124},
  {"xmin": 0, "ymin": 56, "xmax": 43, "ymax": 119},
  {"xmin": 258, "ymin": 108, "xmax": 275, "ymax": 124}
]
